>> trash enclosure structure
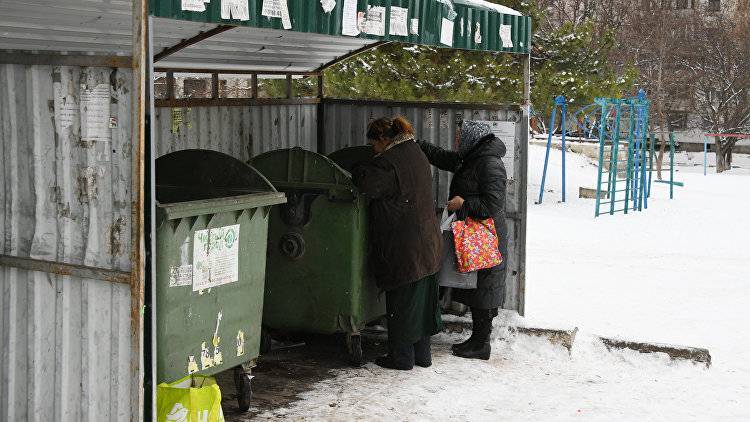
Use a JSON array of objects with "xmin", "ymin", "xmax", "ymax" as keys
[
  {"xmin": 1, "ymin": 0, "xmax": 531, "ymax": 418},
  {"xmin": 155, "ymin": 150, "xmax": 285, "ymax": 408}
]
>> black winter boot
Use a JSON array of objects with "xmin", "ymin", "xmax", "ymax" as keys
[
  {"xmin": 375, "ymin": 342, "xmax": 414, "ymax": 370},
  {"xmin": 414, "ymin": 337, "xmax": 432, "ymax": 368},
  {"xmin": 451, "ymin": 310, "xmax": 484, "ymax": 353},
  {"xmin": 453, "ymin": 309, "xmax": 493, "ymax": 360}
]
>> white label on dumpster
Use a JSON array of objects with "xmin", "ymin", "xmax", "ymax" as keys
[
  {"xmin": 169, "ymin": 265, "xmax": 193, "ymax": 287},
  {"xmin": 192, "ymin": 224, "xmax": 240, "ymax": 291},
  {"xmin": 475, "ymin": 120, "xmax": 517, "ymax": 181}
]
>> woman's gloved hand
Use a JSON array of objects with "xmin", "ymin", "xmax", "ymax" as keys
[{"xmin": 446, "ymin": 195, "xmax": 465, "ymax": 212}]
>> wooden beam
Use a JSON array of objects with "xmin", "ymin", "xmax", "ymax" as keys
[{"xmin": 154, "ymin": 25, "xmax": 235, "ymax": 62}]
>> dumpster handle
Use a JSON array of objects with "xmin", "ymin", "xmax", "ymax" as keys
[{"xmin": 247, "ymin": 163, "xmax": 279, "ymax": 193}]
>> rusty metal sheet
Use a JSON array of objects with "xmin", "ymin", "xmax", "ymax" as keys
[{"xmin": 0, "ymin": 63, "xmax": 133, "ymax": 421}]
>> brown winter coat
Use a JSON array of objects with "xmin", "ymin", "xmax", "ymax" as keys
[{"xmin": 352, "ymin": 140, "xmax": 443, "ymax": 291}]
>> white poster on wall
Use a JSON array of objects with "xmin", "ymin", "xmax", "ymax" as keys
[
  {"xmin": 341, "ymin": 0, "xmax": 360, "ymax": 36},
  {"xmin": 476, "ymin": 120, "xmax": 517, "ymax": 180},
  {"xmin": 182, "ymin": 0, "xmax": 207, "ymax": 12},
  {"xmin": 499, "ymin": 24, "xmax": 513, "ymax": 48},
  {"xmin": 320, "ymin": 0, "xmax": 336, "ymax": 13},
  {"xmin": 192, "ymin": 224, "xmax": 241, "ymax": 291},
  {"xmin": 364, "ymin": 6, "xmax": 386, "ymax": 36},
  {"xmin": 440, "ymin": 18, "xmax": 454, "ymax": 46},
  {"xmin": 262, "ymin": 0, "xmax": 291, "ymax": 28},
  {"xmin": 80, "ymin": 83, "xmax": 111, "ymax": 142},
  {"xmin": 221, "ymin": 0, "xmax": 250, "ymax": 20},
  {"xmin": 389, "ymin": 6, "xmax": 409, "ymax": 36}
]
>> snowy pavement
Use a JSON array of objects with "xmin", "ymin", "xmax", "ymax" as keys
[{"xmin": 240, "ymin": 146, "xmax": 750, "ymax": 421}]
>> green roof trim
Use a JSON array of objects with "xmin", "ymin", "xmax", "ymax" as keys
[{"xmin": 149, "ymin": 0, "xmax": 531, "ymax": 54}]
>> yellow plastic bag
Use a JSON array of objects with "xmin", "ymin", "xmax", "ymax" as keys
[{"xmin": 157, "ymin": 375, "xmax": 225, "ymax": 422}]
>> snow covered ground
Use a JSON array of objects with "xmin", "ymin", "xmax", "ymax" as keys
[{"xmin": 251, "ymin": 145, "xmax": 750, "ymax": 421}]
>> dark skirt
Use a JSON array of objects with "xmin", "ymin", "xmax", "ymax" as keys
[
  {"xmin": 452, "ymin": 265, "xmax": 506, "ymax": 310},
  {"xmin": 386, "ymin": 274, "xmax": 443, "ymax": 346}
]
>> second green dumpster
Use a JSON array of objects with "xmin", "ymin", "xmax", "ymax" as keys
[
  {"xmin": 156, "ymin": 149, "xmax": 286, "ymax": 410},
  {"xmin": 252, "ymin": 147, "xmax": 385, "ymax": 364}
]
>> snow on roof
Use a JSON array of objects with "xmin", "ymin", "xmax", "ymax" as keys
[{"xmin": 453, "ymin": 0, "xmax": 522, "ymax": 16}]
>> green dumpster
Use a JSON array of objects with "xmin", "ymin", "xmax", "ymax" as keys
[
  {"xmin": 251, "ymin": 147, "xmax": 385, "ymax": 364},
  {"xmin": 156, "ymin": 149, "xmax": 286, "ymax": 410}
]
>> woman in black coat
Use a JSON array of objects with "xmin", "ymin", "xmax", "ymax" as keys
[
  {"xmin": 418, "ymin": 120, "xmax": 508, "ymax": 360},
  {"xmin": 352, "ymin": 116, "xmax": 443, "ymax": 370}
]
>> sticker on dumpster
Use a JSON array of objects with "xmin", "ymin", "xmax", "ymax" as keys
[
  {"xmin": 192, "ymin": 224, "xmax": 240, "ymax": 291},
  {"xmin": 187, "ymin": 355, "xmax": 199, "ymax": 374},
  {"xmin": 200, "ymin": 342, "xmax": 214, "ymax": 370},
  {"xmin": 236, "ymin": 330, "xmax": 246, "ymax": 357},
  {"xmin": 169, "ymin": 265, "xmax": 193, "ymax": 287}
]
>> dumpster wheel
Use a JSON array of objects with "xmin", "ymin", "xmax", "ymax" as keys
[
  {"xmin": 234, "ymin": 366, "xmax": 253, "ymax": 412},
  {"xmin": 346, "ymin": 333, "xmax": 363, "ymax": 366}
]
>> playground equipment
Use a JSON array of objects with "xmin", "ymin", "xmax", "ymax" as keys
[
  {"xmin": 593, "ymin": 95, "xmax": 651, "ymax": 217},
  {"xmin": 536, "ymin": 91, "xmax": 686, "ymax": 217},
  {"xmin": 703, "ymin": 133, "xmax": 750, "ymax": 175}
]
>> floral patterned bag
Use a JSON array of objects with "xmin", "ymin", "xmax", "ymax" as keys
[{"xmin": 451, "ymin": 217, "xmax": 503, "ymax": 273}]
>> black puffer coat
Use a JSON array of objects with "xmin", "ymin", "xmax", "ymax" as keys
[{"xmin": 418, "ymin": 135, "xmax": 508, "ymax": 310}]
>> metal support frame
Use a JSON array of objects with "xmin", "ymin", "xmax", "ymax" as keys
[
  {"xmin": 133, "ymin": 0, "xmax": 149, "ymax": 419},
  {"xmin": 0, "ymin": 51, "xmax": 133, "ymax": 68},
  {"xmin": 314, "ymin": 41, "xmax": 389, "ymax": 72},
  {"xmin": 153, "ymin": 25, "xmax": 234, "ymax": 62},
  {"xmin": 0, "ymin": 255, "xmax": 130, "ymax": 284}
]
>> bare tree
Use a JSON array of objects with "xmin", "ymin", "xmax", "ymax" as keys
[
  {"xmin": 619, "ymin": 3, "xmax": 699, "ymax": 179},
  {"xmin": 687, "ymin": 16, "xmax": 750, "ymax": 172}
]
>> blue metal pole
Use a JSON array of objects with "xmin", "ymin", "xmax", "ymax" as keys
[
  {"xmin": 594, "ymin": 99, "xmax": 608, "ymax": 218},
  {"xmin": 560, "ymin": 96, "xmax": 567, "ymax": 203},
  {"xmin": 537, "ymin": 103, "xmax": 558, "ymax": 204},
  {"xmin": 610, "ymin": 101, "xmax": 622, "ymax": 215}
]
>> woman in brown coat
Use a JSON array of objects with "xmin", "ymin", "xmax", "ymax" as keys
[{"xmin": 352, "ymin": 116, "xmax": 443, "ymax": 370}]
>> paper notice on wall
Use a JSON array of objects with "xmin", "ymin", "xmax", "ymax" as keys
[
  {"xmin": 341, "ymin": 0, "xmax": 360, "ymax": 36},
  {"xmin": 410, "ymin": 18, "xmax": 419, "ymax": 35},
  {"xmin": 320, "ymin": 0, "xmax": 336, "ymax": 13},
  {"xmin": 192, "ymin": 224, "xmax": 240, "ymax": 291},
  {"xmin": 499, "ymin": 24, "xmax": 513, "ymax": 48},
  {"xmin": 169, "ymin": 265, "xmax": 193, "ymax": 287},
  {"xmin": 364, "ymin": 6, "xmax": 386, "ymax": 36},
  {"xmin": 476, "ymin": 120, "xmax": 517, "ymax": 180},
  {"xmin": 221, "ymin": 0, "xmax": 249, "ymax": 20},
  {"xmin": 80, "ymin": 83, "xmax": 111, "ymax": 142},
  {"xmin": 389, "ymin": 6, "xmax": 408, "ymax": 37},
  {"xmin": 182, "ymin": 0, "xmax": 207, "ymax": 12},
  {"xmin": 262, "ymin": 0, "xmax": 291, "ymax": 28},
  {"xmin": 440, "ymin": 18, "xmax": 454, "ymax": 46},
  {"xmin": 474, "ymin": 22, "xmax": 482, "ymax": 44},
  {"xmin": 58, "ymin": 95, "xmax": 78, "ymax": 130}
]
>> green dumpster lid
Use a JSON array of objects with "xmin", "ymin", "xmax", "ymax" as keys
[
  {"xmin": 252, "ymin": 147, "xmax": 354, "ymax": 191},
  {"xmin": 156, "ymin": 149, "xmax": 286, "ymax": 220},
  {"xmin": 327, "ymin": 145, "xmax": 375, "ymax": 174}
]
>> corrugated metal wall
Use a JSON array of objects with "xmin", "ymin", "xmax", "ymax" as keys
[
  {"xmin": 153, "ymin": 104, "xmax": 317, "ymax": 159},
  {"xmin": 0, "ymin": 64, "xmax": 133, "ymax": 421},
  {"xmin": 323, "ymin": 100, "xmax": 527, "ymax": 311}
]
